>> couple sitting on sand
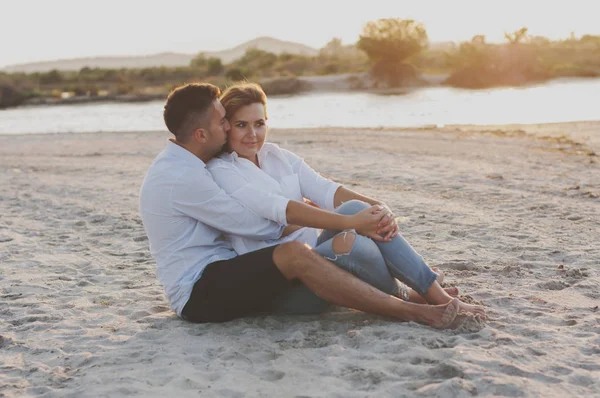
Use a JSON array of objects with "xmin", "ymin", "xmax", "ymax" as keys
[{"xmin": 139, "ymin": 82, "xmax": 486, "ymax": 329}]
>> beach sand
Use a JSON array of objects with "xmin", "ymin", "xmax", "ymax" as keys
[{"xmin": 1, "ymin": 122, "xmax": 599, "ymax": 397}]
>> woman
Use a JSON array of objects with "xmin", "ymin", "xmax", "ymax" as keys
[{"xmin": 207, "ymin": 82, "xmax": 485, "ymax": 320}]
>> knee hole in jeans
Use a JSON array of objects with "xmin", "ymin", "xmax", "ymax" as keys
[{"xmin": 331, "ymin": 231, "xmax": 356, "ymax": 256}]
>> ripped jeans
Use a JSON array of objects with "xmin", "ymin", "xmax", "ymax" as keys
[{"xmin": 272, "ymin": 200, "xmax": 439, "ymax": 315}]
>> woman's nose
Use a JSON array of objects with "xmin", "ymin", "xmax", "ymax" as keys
[{"xmin": 247, "ymin": 127, "xmax": 257, "ymax": 137}]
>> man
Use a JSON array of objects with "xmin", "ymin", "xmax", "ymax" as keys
[{"xmin": 139, "ymin": 83, "xmax": 460, "ymax": 328}]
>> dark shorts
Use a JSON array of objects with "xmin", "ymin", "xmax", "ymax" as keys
[{"xmin": 181, "ymin": 245, "xmax": 293, "ymax": 323}]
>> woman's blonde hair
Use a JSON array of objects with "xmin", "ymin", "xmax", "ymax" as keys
[{"xmin": 220, "ymin": 82, "xmax": 268, "ymax": 120}]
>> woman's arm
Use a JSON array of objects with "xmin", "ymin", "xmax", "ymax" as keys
[
  {"xmin": 333, "ymin": 186, "xmax": 382, "ymax": 208},
  {"xmin": 333, "ymin": 186, "xmax": 399, "ymax": 239},
  {"xmin": 286, "ymin": 200, "xmax": 388, "ymax": 241},
  {"xmin": 208, "ymin": 160, "xmax": 387, "ymax": 240},
  {"xmin": 279, "ymin": 148, "xmax": 397, "ymax": 238}
]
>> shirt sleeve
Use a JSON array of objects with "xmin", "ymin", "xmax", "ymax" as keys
[
  {"xmin": 206, "ymin": 161, "xmax": 291, "ymax": 225},
  {"xmin": 281, "ymin": 148, "xmax": 341, "ymax": 211},
  {"xmin": 171, "ymin": 167, "xmax": 288, "ymax": 240}
]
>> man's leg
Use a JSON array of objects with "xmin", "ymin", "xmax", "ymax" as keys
[
  {"xmin": 182, "ymin": 246, "xmax": 294, "ymax": 323},
  {"xmin": 272, "ymin": 241, "xmax": 462, "ymax": 329}
]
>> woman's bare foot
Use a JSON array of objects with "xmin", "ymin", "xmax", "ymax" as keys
[
  {"xmin": 414, "ymin": 298, "xmax": 461, "ymax": 329},
  {"xmin": 408, "ymin": 286, "xmax": 459, "ymax": 304}
]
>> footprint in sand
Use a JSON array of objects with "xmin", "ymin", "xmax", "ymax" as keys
[
  {"xmin": 89, "ymin": 215, "xmax": 107, "ymax": 224},
  {"xmin": 427, "ymin": 362, "xmax": 465, "ymax": 379},
  {"xmin": 537, "ymin": 280, "xmax": 570, "ymax": 290},
  {"xmin": 258, "ymin": 369, "xmax": 285, "ymax": 382},
  {"xmin": 420, "ymin": 336, "xmax": 458, "ymax": 349}
]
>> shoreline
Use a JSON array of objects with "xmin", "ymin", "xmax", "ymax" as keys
[{"xmin": 2, "ymin": 120, "xmax": 599, "ymax": 153}]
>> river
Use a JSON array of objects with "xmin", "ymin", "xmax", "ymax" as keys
[{"xmin": 1, "ymin": 78, "xmax": 598, "ymax": 135}]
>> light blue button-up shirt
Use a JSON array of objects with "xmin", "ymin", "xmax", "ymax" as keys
[{"xmin": 139, "ymin": 141, "xmax": 288, "ymax": 316}]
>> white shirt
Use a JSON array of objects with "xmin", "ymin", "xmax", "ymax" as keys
[
  {"xmin": 207, "ymin": 142, "xmax": 341, "ymax": 254},
  {"xmin": 139, "ymin": 141, "xmax": 288, "ymax": 316}
]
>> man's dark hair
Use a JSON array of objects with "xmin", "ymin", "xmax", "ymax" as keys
[{"xmin": 163, "ymin": 83, "xmax": 221, "ymax": 142}]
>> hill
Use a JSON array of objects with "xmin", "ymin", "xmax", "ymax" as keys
[{"xmin": 1, "ymin": 36, "xmax": 319, "ymax": 73}]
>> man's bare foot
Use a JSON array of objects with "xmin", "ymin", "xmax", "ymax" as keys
[
  {"xmin": 457, "ymin": 301, "xmax": 486, "ymax": 319},
  {"xmin": 431, "ymin": 267, "xmax": 444, "ymax": 284},
  {"xmin": 414, "ymin": 298, "xmax": 460, "ymax": 329},
  {"xmin": 408, "ymin": 286, "xmax": 459, "ymax": 304}
]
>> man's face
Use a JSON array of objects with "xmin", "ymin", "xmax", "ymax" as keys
[{"xmin": 204, "ymin": 100, "xmax": 230, "ymax": 157}]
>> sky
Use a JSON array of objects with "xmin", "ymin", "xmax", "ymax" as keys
[{"xmin": 2, "ymin": 0, "xmax": 600, "ymax": 68}]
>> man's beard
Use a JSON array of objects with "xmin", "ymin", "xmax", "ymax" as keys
[{"xmin": 214, "ymin": 137, "xmax": 229, "ymax": 157}]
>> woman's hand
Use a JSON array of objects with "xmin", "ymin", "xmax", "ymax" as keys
[
  {"xmin": 375, "ymin": 203, "xmax": 399, "ymax": 240},
  {"xmin": 350, "ymin": 206, "xmax": 390, "ymax": 241}
]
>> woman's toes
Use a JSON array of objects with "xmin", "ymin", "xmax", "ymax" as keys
[{"xmin": 445, "ymin": 287, "xmax": 459, "ymax": 296}]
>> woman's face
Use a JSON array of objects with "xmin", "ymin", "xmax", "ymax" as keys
[{"xmin": 227, "ymin": 102, "xmax": 268, "ymax": 160}]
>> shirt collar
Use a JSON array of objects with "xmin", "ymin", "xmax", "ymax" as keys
[
  {"xmin": 221, "ymin": 144, "xmax": 273, "ymax": 164},
  {"xmin": 218, "ymin": 151, "xmax": 237, "ymax": 163},
  {"xmin": 257, "ymin": 144, "xmax": 273, "ymax": 165},
  {"xmin": 165, "ymin": 139, "xmax": 206, "ymax": 168}
]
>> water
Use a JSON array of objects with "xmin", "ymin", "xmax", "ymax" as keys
[{"xmin": 1, "ymin": 78, "xmax": 598, "ymax": 135}]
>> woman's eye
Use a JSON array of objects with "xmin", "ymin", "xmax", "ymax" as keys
[
  {"xmin": 256, "ymin": 121, "xmax": 265, "ymax": 126},
  {"xmin": 235, "ymin": 122, "xmax": 245, "ymax": 128}
]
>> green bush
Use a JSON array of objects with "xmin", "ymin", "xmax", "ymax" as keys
[
  {"xmin": 225, "ymin": 67, "xmax": 250, "ymax": 81},
  {"xmin": 207, "ymin": 58, "xmax": 224, "ymax": 76},
  {"xmin": 259, "ymin": 77, "xmax": 309, "ymax": 96},
  {"xmin": 39, "ymin": 69, "xmax": 63, "ymax": 84},
  {"xmin": 358, "ymin": 18, "xmax": 428, "ymax": 87},
  {"xmin": 0, "ymin": 82, "xmax": 26, "ymax": 108}
]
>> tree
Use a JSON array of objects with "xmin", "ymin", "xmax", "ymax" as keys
[
  {"xmin": 206, "ymin": 58, "xmax": 224, "ymax": 76},
  {"xmin": 190, "ymin": 53, "xmax": 208, "ymax": 68},
  {"xmin": 449, "ymin": 35, "xmax": 493, "ymax": 69},
  {"xmin": 191, "ymin": 53, "xmax": 224, "ymax": 76},
  {"xmin": 504, "ymin": 27, "xmax": 529, "ymax": 45},
  {"xmin": 0, "ymin": 82, "xmax": 25, "ymax": 109},
  {"xmin": 39, "ymin": 69, "xmax": 63, "ymax": 85},
  {"xmin": 320, "ymin": 38, "xmax": 344, "ymax": 58},
  {"xmin": 358, "ymin": 19, "xmax": 428, "ymax": 62},
  {"xmin": 225, "ymin": 67, "xmax": 248, "ymax": 81},
  {"xmin": 357, "ymin": 19, "xmax": 428, "ymax": 87},
  {"xmin": 236, "ymin": 49, "xmax": 277, "ymax": 70}
]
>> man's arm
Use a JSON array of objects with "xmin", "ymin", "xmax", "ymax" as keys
[{"xmin": 172, "ymin": 167, "xmax": 287, "ymax": 240}]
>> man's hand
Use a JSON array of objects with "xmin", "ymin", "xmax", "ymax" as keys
[
  {"xmin": 303, "ymin": 197, "xmax": 320, "ymax": 208},
  {"xmin": 281, "ymin": 224, "xmax": 303, "ymax": 237},
  {"xmin": 375, "ymin": 203, "xmax": 399, "ymax": 241}
]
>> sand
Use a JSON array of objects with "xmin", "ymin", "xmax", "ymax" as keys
[{"xmin": 0, "ymin": 122, "xmax": 599, "ymax": 397}]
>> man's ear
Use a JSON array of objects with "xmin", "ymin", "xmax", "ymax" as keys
[{"xmin": 192, "ymin": 128, "xmax": 209, "ymax": 143}]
